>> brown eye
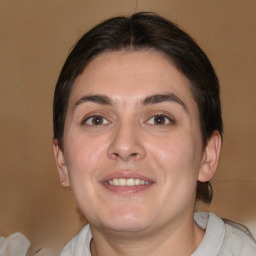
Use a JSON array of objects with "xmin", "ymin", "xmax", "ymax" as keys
[
  {"xmin": 147, "ymin": 115, "xmax": 172, "ymax": 125},
  {"xmin": 84, "ymin": 115, "xmax": 109, "ymax": 125}
]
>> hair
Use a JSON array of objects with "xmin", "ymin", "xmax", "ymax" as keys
[{"xmin": 53, "ymin": 12, "xmax": 223, "ymax": 203}]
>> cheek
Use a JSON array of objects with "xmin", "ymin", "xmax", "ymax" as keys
[
  {"xmin": 147, "ymin": 132, "xmax": 201, "ymax": 181},
  {"xmin": 144, "ymin": 134, "xmax": 201, "ymax": 216},
  {"xmin": 64, "ymin": 133, "xmax": 108, "ymax": 180}
]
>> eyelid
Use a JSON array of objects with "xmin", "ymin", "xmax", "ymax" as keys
[
  {"xmin": 81, "ymin": 111, "xmax": 112, "ymax": 125},
  {"xmin": 85, "ymin": 115, "xmax": 110, "ymax": 125},
  {"xmin": 147, "ymin": 115, "xmax": 172, "ymax": 125},
  {"xmin": 144, "ymin": 111, "xmax": 176, "ymax": 125}
]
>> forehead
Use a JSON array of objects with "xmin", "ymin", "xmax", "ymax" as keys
[{"xmin": 69, "ymin": 50, "xmax": 197, "ymax": 109}]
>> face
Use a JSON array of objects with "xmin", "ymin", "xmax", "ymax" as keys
[{"xmin": 54, "ymin": 50, "xmax": 219, "ymax": 236}]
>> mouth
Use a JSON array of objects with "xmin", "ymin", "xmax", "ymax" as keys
[
  {"xmin": 106, "ymin": 178, "xmax": 151, "ymax": 186},
  {"xmin": 101, "ymin": 172, "xmax": 154, "ymax": 195}
]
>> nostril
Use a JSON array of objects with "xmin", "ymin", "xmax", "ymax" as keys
[
  {"xmin": 110, "ymin": 152, "xmax": 139, "ymax": 160},
  {"xmin": 111, "ymin": 153, "xmax": 119, "ymax": 158}
]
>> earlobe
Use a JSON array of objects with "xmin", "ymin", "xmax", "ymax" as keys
[
  {"xmin": 198, "ymin": 131, "xmax": 222, "ymax": 182},
  {"xmin": 52, "ymin": 139, "xmax": 70, "ymax": 187}
]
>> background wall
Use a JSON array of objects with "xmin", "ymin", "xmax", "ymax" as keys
[{"xmin": 1, "ymin": 1, "xmax": 255, "ymax": 255}]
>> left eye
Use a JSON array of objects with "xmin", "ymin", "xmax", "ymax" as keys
[
  {"xmin": 147, "ymin": 115, "xmax": 173, "ymax": 125},
  {"xmin": 84, "ymin": 115, "xmax": 110, "ymax": 126}
]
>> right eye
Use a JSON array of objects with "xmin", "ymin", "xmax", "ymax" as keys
[{"xmin": 83, "ymin": 115, "xmax": 110, "ymax": 126}]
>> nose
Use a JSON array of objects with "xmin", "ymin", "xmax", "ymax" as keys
[{"xmin": 107, "ymin": 122, "xmax": 146, "ymax": 161}]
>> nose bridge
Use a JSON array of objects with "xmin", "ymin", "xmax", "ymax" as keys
[{"xmin": 107, "ymin": 118, "xmax": 146, "ymax": 161}]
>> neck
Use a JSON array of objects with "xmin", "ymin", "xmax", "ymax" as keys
[{"xmin": 90, "ymin": 213, "xmax": 205, "ymax": 256}]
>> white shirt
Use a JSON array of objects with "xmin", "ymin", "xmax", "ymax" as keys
[{"xmin": 60, "ymin": 212, "xmax": 256, "ymax": 256}]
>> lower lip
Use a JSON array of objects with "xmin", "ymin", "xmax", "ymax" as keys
[{"xmin": 102, "ymin": 183, "xmax": 153, "ymax": 195}]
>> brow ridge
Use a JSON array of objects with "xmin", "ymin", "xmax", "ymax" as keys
[
  {"xmin": 75, "ymin": 94, "xmax": 112, "ymax": 107},
  {"xmin": 143, "ymin": 93, "xmax": 188, "ymax": 112},
  {"xmin": 74, "ymin": 93, "xmax": 188, "ymax": 113}
]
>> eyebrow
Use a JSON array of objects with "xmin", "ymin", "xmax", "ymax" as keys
[
  {"xmin": 74, "ymin": 94, "xmax": 112, "ymax": 107},
  {"xmin": 143, "ymin": 93, "xmax": 188, "ymax": 112},
  {"xmin": 73, "ymin": 93, "xmax": 188, "ymax": 112}
]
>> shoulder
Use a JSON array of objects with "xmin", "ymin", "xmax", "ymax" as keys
[
  {"xmin": 220, "ymin": 218, "xmax": 256, "ymax": 256},
  {"xmin": 194, "ymin": 212, "xmax": 256, "ymax": 256},
  {"xmin": 60, "ymin": 224, "xmax": 92, "ymax": 256}
]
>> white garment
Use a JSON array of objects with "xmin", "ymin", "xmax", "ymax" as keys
[{"xmin": 60, "ymin": 212, "xmax": 256, "ymax": 256}]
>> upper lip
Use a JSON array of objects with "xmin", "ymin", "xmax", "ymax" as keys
[{"xmin": 100, "ymin": 171, "xmax": 155, "ymax": 184}]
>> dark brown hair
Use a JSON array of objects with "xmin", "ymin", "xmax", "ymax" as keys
[{"xmin": 53, "ymin": 12, "xmax": 223, "ymax": 203}]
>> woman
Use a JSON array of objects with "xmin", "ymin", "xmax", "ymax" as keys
[{"xmin": 53, "ymin": 12, "xmax": 256, "ymax": 256}]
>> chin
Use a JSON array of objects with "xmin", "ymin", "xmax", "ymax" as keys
[
  {"xmin": 97, "ymin": 208, "xmax": 154, "ymax": 233},
  {"xmin": 104, "ymin": 220, "xmax": 150, "ymax": 233}
]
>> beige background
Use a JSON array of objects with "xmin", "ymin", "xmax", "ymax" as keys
[{"xmin": 1, "ymin": 1, "xmax": 256, "ymax": 255}]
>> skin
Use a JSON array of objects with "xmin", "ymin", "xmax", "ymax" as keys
[{"xmin": 53, "ymin": 50, "xmax": 221, "ymax": 256}]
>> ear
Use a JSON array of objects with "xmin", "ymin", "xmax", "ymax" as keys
[
  {"xmin": 198, "ymin": 131, "xmax": 222, "ymax": 182},
  {"xmin": 52, "ymin": 139, "xmax": 70, "ymax": 187}
]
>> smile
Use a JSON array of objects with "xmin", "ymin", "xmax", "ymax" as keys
[
  {"xmin": 106, "ymin": 178, "xmax": 151, "ymax": 186},
  {"xmin": 101, "ymin": 172, "xmax": 154, "ymax": 194}
]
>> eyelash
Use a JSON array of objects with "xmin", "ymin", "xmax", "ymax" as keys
[
  {"xmin": 81, "ymin": 112, "xmax": 175, "ymax": 127},
  {"xmin": 82, "ymin": 114, "xmax": 111, "ymax": 126},
  {"xmin": 145, "ymin": 113, "xmax": 175, "ymax": 126}
]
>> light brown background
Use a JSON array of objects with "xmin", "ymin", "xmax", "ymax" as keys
[{"xmin": 1, "ymin": 1, "xmax": 255, "ymax": 255}]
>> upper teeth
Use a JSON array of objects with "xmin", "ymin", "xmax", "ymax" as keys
[{"xmin": 107, "ymin": 178, "xmax": 150, "ymax": 186}]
